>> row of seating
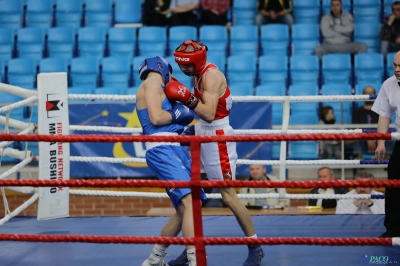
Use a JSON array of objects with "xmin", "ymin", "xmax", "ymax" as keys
[
  {"xmin": 0, "ymin": 0, "xmax": 142, "ymax": 29},
  {"xmin": 0, "ymin": 23, "xmax": 382, "ymax": 62},
  {"xmin": 0, "ymin": 52, "xmax": 391, "ymax": 92},
  {"xmin": 233, "ymin": 0, "xmax": 394, "ymax": 25}
]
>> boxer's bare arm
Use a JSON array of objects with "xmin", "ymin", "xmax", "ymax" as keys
[
  {"xmin": 194, "ymin": 69, "xmax": 225, "ymax": 123},
  {"xmin": 144, "ymin": 77, "xmax": 172, "ymax": 126}
]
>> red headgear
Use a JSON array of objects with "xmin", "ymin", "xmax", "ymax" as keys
[{"xmin": 174, "ymin": 40, "xmax": 208, "ymax": 75}]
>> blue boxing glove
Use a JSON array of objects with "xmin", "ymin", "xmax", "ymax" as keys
[
  {"xmin": 168, "ymin": 102, "xmax": 194, "ymax": 126},
  {"xmin": 182, "ymin": 125, "xmax": 195, "ymax": 135}
]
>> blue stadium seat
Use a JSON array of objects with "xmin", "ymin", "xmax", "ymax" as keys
[
  {"xmin": 354, "ymin": 22, "xmax": 381, "ymax": 53},
  {"xmin": 293, "ymin": 0, "xmax": 321, "ymax": 24},
  {"xmin": 232, "ymin": 1, "xmax": 257, "ymax": 25},
  {"xmin": 84, "ymin": 0, "xmax": 113, "ymax": 28},
  {"xmin": 258, "ymin": 55, "xmax": 288, "ymax": 86},
  {"xmin": 199, "ymin": 25, "xmax": 228, "ymax": 57},
  {"xmin": 114, "ymin": 0, "xmax": 142, "ymax": 24},
  {"xmin": 70, "ymin": 57, "xmax": 99, "ymax": 88},
  {"xmin": 255, "ymin": 84, "xmax": 286, "ymax": 96},
  {"xmin": 353, "ymin": 0, "xmax": 381, "ymax": 23},
  {"xmin": 322, "ymin": 0, "xmax": 351, "ymax": 14},
  {"xmin": 289, "ymin": 55, "xmax": 319, "ymax": 85},
  {"xmin": 101, "ymin": 57, "xmax": 131, "ymax": 88},
  {"xmin": 16, "ymin": 28, "xmax": 45, "ymax": 60},
  {"xmin": 54, "ymin": 0, "xmax": 83, "ymax": 28},
  {"xmin": 0, "ymin": 0, "xmax": 23, "ymax": 29},
  {"xmin": 39, "ymin": 58, "xmax": 68, "ymax": 73},
  {"xmin": 386, "ymin": 52, "xmax": 396, "ymax": 78},
  {"xmin": 229, "ymin": 84, "xmax": 253, "ymax": 96},
  {"xmin": 0, "ymin": 91, "xmax": 23, "ymax": 104},
  {"xmin": 291, "ymin": 23, "xmax": 320, "ymax": 55},
  {"xmin": 47, "ymin": 27, "xmax": 76, "ymax": 59},
  {"xmin": 230, "ymin": 25, "xmax": 258, "ymax": 57},
  {"xmin": 271, "ymin": 142, "xmax": 282, "ymax": 160},
  {"xmin": 289, "ymin": 83, "xmax": 319, "ymax": 96},
  {"xmin": 108, "ymin": 27, "xmax": 137, "ymax": 58},
  {"xmin": 138, "ymin": 26, "xmax": 167, "ymax": 57},
  {"xmin": 321, "ymin": 83, "xmax": 352, "ymax": 95},
  {"xmin": 321, "ymin": 53, "xmax": 352, "ymax": 85},
  {"xmin": 25, "ymin": 0, "xmax": 54, "ymax": 28},
  {"xmin": 132, "ymin": 55, "xmax": 148, "ymax": 86},
  {"xmin": 291, "ymin": 102, "xmax": 319, "ymax": 116},
  {"xmin": 288, "ymin": 141, "xmax": 319, "ymax": 159},
  {"xmin": 226, "ymin": 55, "xmax": 257, "ymax": 88},
  {"xmin": 126, "ymin": 86, "xmax": 139, "ymax": 96},
  {"xmin": 165, "ymin": 56, "xmax": 193, "ymax": 89},
  {"xmin": 7, "ymin": 58, "xmax": 37, "ymax": 89},
  {"xmin": 260, "ymin": 24, "xmax": 289, "ymax": 56},
  {"xmin": 290, "ymin": 112, "xmax": 319, "ymax": 124},
  {"xmin": 207, "ymin": 54, "xmax": 226, "ymax": 74},
  {"xmin": 168, "ymin": 26, "xmax": 197, "ymax": 56},
  {"xmin": 0, "ymin": 28, "xmax": 14, "ymax": 60},
  {"xmin": 354, "ymin": 53, "xmax": 384, "ymax": 84},
  {"xmin": 0, "ymin": 60, "xmax": 5, "ymax": 82},
  {"xmin": 77, "ymin": 27, "xmax": 106, "ymax": 59}
]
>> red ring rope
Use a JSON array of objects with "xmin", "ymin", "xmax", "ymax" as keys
[{"xmin": 0, "ymin": 132, "xmax": 393, "ymax": 143}]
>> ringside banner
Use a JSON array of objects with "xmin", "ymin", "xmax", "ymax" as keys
[
  {"xmin": 69, "ymin": 102, "xmax": 271, "ymax": 178},
  {"xmin": 37, "ymin": 73, "xmax": 70, "ymax": 220}
]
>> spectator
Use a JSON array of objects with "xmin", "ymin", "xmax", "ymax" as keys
[
  {"xmin": 336, "ymin": 171, "xmax": 385, "ymax": 214},
  {"xmin": 351, "ymin": 86, "xmax": 379, "ymax": 159},
  {"xmin": 313, "ymin": 0, "xmax": 367, "ymax": 58},
  {"xmin": 239, "ymin": 164, "xmax": 290, "ymax": 208},
  {"xmin": 255, "ymin": 0, "xmax": 294, "ymax": 27},
  {"xmin": 380, "ymin": 1, "xmax": 400, "ymax": 57},
  {"xmin": 165, "ymin": 0, "xmax": 199, "ymax": 27},
  {"xmin": 199, "ymin": 0, "xmax": 231, "ymax": 29},
  {"xmin": 308, "ymin": 167, "xmax": 349, "ymax": 208},
  {"xmin": 319, "ymin": 106, "xmax": 342, "ymax": 159},
  {"xmin": 142, "ymin": 0, "xmax": 172, "ymax": 26}
]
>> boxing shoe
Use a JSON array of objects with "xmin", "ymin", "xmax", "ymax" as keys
[
  {"xmin": 142, "ymin": 248, "xmax": 168, "ymax": 266},
  {"xmin": 243, "ymin": 245, "xmax": 265, "ymax": 266},
  {"xmin": 166, "ymin": 249, "xmax": 188, "ymax": 266}
]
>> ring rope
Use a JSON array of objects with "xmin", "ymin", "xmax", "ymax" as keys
[
  {"xmin": 0, "ymin": 234, "xmax": 395, "ymax": 246},
  {"xmin": 0, "ymin": 132, "xmax": 397, "ymax": 142},
  {"xmin": 0, "ymin": 179, "xmax": 398, "ymax": 188}
]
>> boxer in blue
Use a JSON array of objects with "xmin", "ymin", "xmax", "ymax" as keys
[{"xmin": 136, "ymin": 56, "xmax": 206, "ymax": 266}]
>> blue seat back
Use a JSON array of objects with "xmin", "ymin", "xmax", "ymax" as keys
[
  {"xmin": 47, "ymin": 27, "xmax": 76, "ymax": 59},
  {"xmin": 259, "ymin": 55, "xmax": 288, "ymax": 86},
  {"xmin": 138, "ymin": 27, "xmax": 167, "ymax": 57},
  {"xmin": 7, "ymin": 58, "xmax": 37, "ymax": 88},
  {"xmin": 70, "ymin": 57, "xmax": 99, "ymax": 88},
  {"xmin": 288, "ymin": 141, "xmax": 319, "ymax": 159},
  {"xmin": 354, "ymin": 22, "xmax": 381, "ymax": 53},
  {"xmin": 17, "ymin": 28, "xmax": 45, "ymax": 60},
  {"xmin": 0, "ymin": 0, "xmax": 24, "ymax": 29},
  {"xmin": 230, "ymin": 25, "xmax": 258, "ymax": 56},
  {"xmin": 77, "ymin": 27, "xmax": 106, "ymax": 59},
  {"xmin": 114, "ymin": 0, "xmax": 142, "ymax": 24},
  {"xmin": 39, "ymin": 58, "xmax": 68, "ymax": 73},
  {"xmin": 322, "ymin": 53, "xmax": 352, "ymax": 85},
  {"xmin": 0, "ymin": 28, "xmax": 14, "ymax": 60},
  {"xmin": 354, "ymin": 53, "xmax": 384, "ymax": 84},
  {"xmin": 232, "ymin": 0, "xmax": 257, "ymax": 25},
  {"xmin": 289, "ymin": 83, "xmax": 319, "ymax": 95},
  {"xmin": 199, "ymin": 25, "xmax": 228, "ymax": 57},
  {"xmin": 321, "ymin": 83, "xmax": 352, "ymax": 95},
  {"xmin": 55, "ymin": 0, "xmax": 83, "ymax": 28},
  {"xmin": 226, "ymin": 55, "xmax": 257, "ymax": 87},
  {"xmin": 290, "ymin": 55, "xmax": 319, "ymax": 85},
  {"xmin": 108, "ymin": 27, "xmax": 137, "ymax": 58},
  {"xmin": 293, "ymin": 0, "xmax": 321, "ymax": 23},
  {"xmin": 101, "ymin": 57, "xmax": 131, "ymax": 88},
  {"xmin": 25, "ymin": 0, "xmax": 54, "ymax": 28},
  {"xmin": 260, "ymin": 24, "xmax": 289, "ymax": 56}
]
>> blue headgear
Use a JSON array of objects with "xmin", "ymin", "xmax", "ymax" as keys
[{"xmin": 139, "ymin": 56, "xmax": 172, "ymax": 85}]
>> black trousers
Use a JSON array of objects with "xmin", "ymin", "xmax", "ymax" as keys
[{"xmin": 385, "ymin": 140, "xmax": 400, "ymax": 234}]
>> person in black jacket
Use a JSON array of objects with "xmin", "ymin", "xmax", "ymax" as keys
[
  {"xmin": 308, "ymin": 167, "xmax": 349, "ymax": 208},
  {"xmin": 142, "ymin": 0, "xmax": 172, "ymax": 26},
  {"xmin": 255, "ymin": 0, "xmax": 294, "ymax": 27}
]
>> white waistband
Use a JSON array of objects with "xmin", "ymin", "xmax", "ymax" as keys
[
  {"xmin": 198, "ymin": 116, "xmax": 230, "ymax": 128},
  {"xmin": 145, "ymin": 132, "xmax": 180, "ymax": 150}
]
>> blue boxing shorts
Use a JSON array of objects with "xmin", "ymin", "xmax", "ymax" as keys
[{"xmin": 146, "ymin": 145, "xmax": 207, "ymax": 208}]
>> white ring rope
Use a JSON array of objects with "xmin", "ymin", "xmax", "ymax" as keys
[
  {"xmin": 66, "ymin": 94, "xmax": 373, "ymax": 102},
  {"xmin": 0, "ymin": 157, "xmax": 33, "ymax": 180},
  {"xmin": 69, "ymin": 125, "xmax": 365, "ymax": 135},
  {"xmin": 0, "ymin": 193, "xmax": 39, "ymax": 226},
  {"xmin": 68, "ymin": 157, "xmax": 373, "ymax": 166},
  {"xmin": 0, "ymin": 96, "xmax": 38, "ymax": 115}
]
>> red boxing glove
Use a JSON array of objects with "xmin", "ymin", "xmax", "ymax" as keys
[{"xmin": 164, "ymin": 80, "xmax": 199, "ymax": 109}]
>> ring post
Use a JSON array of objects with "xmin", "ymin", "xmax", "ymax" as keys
[{"xmin": 37, "ymin": 73, "xmax": 70, "ymax": 220}]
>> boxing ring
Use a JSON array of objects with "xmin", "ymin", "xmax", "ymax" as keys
[{"xmin": 0, "ymin": 73, "xmax": 400, "ymax": 266}]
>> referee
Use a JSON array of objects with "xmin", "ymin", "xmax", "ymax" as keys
[{"xmin": 372, "ymin": 51, "xmax": 400, "ymax": 238}]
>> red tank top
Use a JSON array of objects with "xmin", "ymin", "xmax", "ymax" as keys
[{"xmin": 193, "ymin": 63, "xmax": 232, "ymax": 120}]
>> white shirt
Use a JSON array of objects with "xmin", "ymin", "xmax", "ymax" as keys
[
  {"xmin": 371, "ymin": 75, "xmax": 400, "ymax": 132},
  {"xmin": 335, "ymin": 189, "xmax": 385, "ymax": 214},
  {"xmin": 316, "ymin": 188, "xmax": 335, "ymax": 206}
]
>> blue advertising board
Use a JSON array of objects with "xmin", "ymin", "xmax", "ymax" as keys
[{"xmin": 69, "ymin": 101, "xmax": 272, "ymax": 178}]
